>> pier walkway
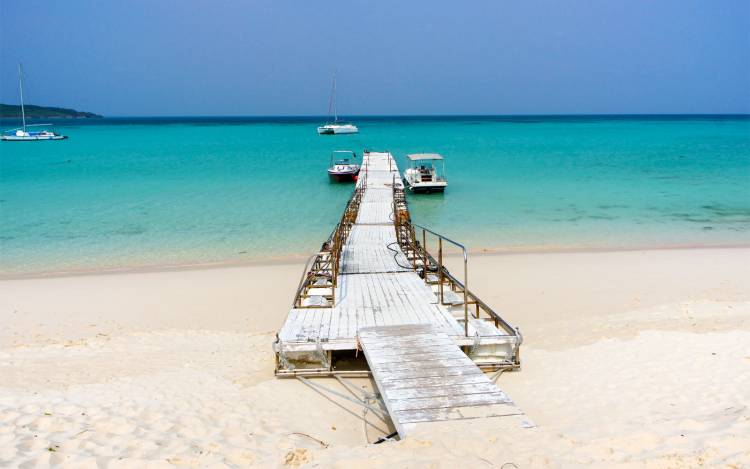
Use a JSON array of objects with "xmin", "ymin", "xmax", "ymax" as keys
[{"xmin": 274, "ymin": 151, "xmax": 527, "ymax": 436}]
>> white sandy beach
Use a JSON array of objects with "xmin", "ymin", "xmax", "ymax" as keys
[{"xmin": 1, "ymin": 247, "xmax": 749, "ymax": 468}]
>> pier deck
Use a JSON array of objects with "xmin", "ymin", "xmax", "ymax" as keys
[
  {"xmin": 359, "ymin": 324, "xmax": 526, "ymax": 438},
  {"xmin": 275, "ymin": 152, "xmax": 521, "ymax": 372}
]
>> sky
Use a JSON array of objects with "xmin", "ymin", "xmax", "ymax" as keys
[{"xmin": 1, "ymin": 0, "xmax": 749, "ymax": 116}]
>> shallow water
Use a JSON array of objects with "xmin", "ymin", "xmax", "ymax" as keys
[{"xmin": 1, "ymin": 115, "xmax": 749, "ymax": 275}]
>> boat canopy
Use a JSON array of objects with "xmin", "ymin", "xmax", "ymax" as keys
[
  {"xmin": 407, "ymin": 153, "xmax": 443, "ymax": 161},
  {"xmin": 330, "ymin": 150, "xmax": 357, "ymax": 165}
]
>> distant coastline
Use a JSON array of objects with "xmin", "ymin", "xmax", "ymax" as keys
[
  {"xmin": 0, "ymin": 103, "xmax": 102, "ymax": 119},
  {"xmin": 1, "ymin": 113, "xmax": 747, "ymax": 127}
]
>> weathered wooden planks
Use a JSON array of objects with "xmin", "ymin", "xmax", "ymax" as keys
[
  {"xmin": 337, "ymin": 272, "xmax": 438, "ymax": 308},
  {"xmin": 340, "ymin": 225, "xmax": 411, "ymax": 274},
  {"xmin": 357, "ymin": 188, "xmax": 396, "ymax": 224},
  {"xmin": 278, "ymin": 309, "xmax": 332, "ymax": 342},
  {"xmin": 359, "ymin": 324, "xmax": 526, "ymax": 438}
]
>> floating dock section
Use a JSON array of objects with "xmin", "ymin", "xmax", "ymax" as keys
[{"xmin": 274, "ymin": 151, "xmax": 526, "ymax": 436}]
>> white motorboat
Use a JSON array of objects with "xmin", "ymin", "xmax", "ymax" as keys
[
  {"xmin": 327, "ymin": 150, "xmax": 360, "ymax": 182},
  {"xmin": 1, "ymin": 64, "xmax": 67, "ymax": 142},
  {"xmin": 403, "ymin": 153, "xmax": 448, "ymax": 193},
  {"xmin": 317, "ymin": 72, "xmax": 358, "ymax": 135}
]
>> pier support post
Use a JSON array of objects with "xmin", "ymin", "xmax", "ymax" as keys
[
  {"xmin": 438, "ymin": 238, "xmax": 444, "ymax": 304},
  {"xmin": 422, "ymin": 230, "xmax": 427, "ymax": 275},
  {"xmin": 464, "ymin": 255, "xmax": 469, "ymax": 337}
]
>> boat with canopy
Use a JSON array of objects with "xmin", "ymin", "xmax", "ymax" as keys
[{"xmin": 403, "ymin": 153, "xmax": 448, "ymax": 193}]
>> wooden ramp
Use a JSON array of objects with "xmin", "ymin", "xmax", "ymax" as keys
[{"xmin": 359, "ymin": 324, "xmax": 527, "ymax": 438}]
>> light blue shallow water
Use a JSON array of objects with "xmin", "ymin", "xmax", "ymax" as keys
[{"xmin": 1, "ymin": 116, "xmax": 749, "ymax": 276}]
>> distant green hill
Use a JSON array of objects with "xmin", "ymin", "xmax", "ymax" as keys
[{"xmin": 0, "ymin": 104, "xmax": 102, "ymax": 118}]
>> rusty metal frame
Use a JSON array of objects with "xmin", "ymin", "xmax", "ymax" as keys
[
  {"xmin": 293, "ymin": 164, "xmax": 367, "ymax": 309},
  {"xmin": 391, "ymin": 183, "xmax": 522, "ymax": 365}
]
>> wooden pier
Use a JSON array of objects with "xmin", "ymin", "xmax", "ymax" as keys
[{"xmin": 274, "ymin": 151, "xmax": 527, "ymax": 436}]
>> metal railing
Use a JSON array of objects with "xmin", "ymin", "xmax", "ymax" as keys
[
  {"xmin": 392, "ymin": 183, "xmax": 521, "ymax": 357},
  {"xmin": 412, "ymin": 223, "xmax": 470, "ymax": 336},
  {"xmin": 293, "ymin": 171, "xmax": 366, "ymax": 308},
  {"xmin": 292, "ymin": 253, "xmax": 320, "ymax": 307}
]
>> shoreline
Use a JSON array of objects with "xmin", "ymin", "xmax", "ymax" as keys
[
  {"xmin": 2, "ymin": 241, "xmax": 749, "ymax": 281},
  {"xmin": 1, "ymin": 245, "xmax": 748, "ymax": 466}
]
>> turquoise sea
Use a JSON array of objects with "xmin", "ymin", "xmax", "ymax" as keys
[{"xmin": 1, "ymin": 115, "xmax": 749, "ymax": 276}]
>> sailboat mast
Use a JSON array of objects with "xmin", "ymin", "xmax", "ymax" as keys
[
  {"xmin": 326, "ymin": 72, "xmax": 337, "ymax": 123},
  {"xmin": 332, "ymin": 73, "xmax": 337, "ymax": 122},
  {"xmin": 18, "ymin": 63, "xmax": 26, "ymax": 131}
]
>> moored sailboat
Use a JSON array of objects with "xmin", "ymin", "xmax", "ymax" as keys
[
  {"xmin": 317, "ymin": 72, "xmax": 358, "ymax": 135},
  {"xmin": 2, "ymin": 64, "xmax": 67, "ymax": 142}
]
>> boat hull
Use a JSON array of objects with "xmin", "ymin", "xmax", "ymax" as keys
[
  {"xmin": 407, "ymin": 184, "xmax": 446, "ymax": 194},
  {"xmin": 328, "ymin": 170, "xmax": 359, "ymax": 182},
  {"xmin": 1, "ymin": 135, "xmax": 67, "ymax": 141},
  {"xmin": 332, "ymin": 127, "xmax": 358, "ymax": 134},
  {"xmin": 404, "ymin": 178, "xmax": 447, "ymax": 194},
  {"xmin": 317, "ymin": 125, "xmax": 359, "ymax": 135}
]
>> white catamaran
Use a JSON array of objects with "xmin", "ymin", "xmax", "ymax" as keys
[
  {"xmin": 2, "ymin": 64, "xmax": 67, "ymax": 142},
  {"xmin": 317, "ymin": 72, "xmax": 358, "ymax": 135}
]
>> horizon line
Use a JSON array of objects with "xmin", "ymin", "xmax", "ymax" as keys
[{"xmin": 2, "ymin": 111, "xmax": 749, "ymax": 119}]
